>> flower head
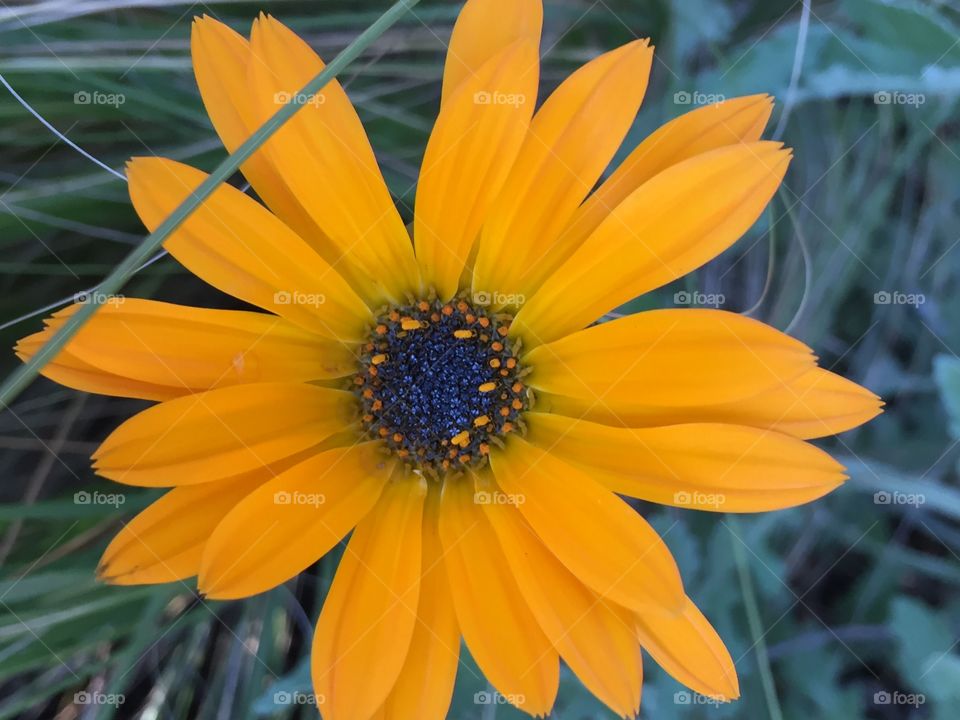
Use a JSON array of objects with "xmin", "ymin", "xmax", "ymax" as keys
[{"xmin": 15, "ymin": 1, "xmax": 881, "ymax": 718}]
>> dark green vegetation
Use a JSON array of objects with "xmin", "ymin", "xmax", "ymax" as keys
[{"xmin": 1, "ymin": 1, "xmax": 958, "ymax": 718}]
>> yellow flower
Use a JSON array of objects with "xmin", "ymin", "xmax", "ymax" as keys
[{"xmin": 15, "ymin": 2, "xmax": 882, "ymax": 718}]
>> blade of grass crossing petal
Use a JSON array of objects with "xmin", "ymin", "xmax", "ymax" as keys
[{"xmin": 0, "ymin": 0, "xmax": 422, "ymax": 409}]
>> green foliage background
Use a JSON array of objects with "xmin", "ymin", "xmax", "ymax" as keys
[{"xmin": 1, "ymin": 0, "xmax": 959, "ymax": 718}]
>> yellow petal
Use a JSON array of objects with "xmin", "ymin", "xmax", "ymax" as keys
[
  {"xmin": 439, "ymin": 475, "xmax": 558, "ymax": 716},
  {"xmin": 480, "ymin": 480, "xmax": 642, "ymax": 718},
  {"xmin": 526, "ymin": 413, "xmax": 846, "ymax": 512},
  {"xmin": 191, "ymin": 16, "xmax": 330, "ymax": 254},
  {"xmin": 562, "ymin": 94, "xmax": 773, "ymax": 251},
  {"xmin": 199, "ymin": 442, "xmax": 393, "ymax": 599},
  {"xmin": 15, "ymin": 332, "xmax": 179, "ymax": 402},
  {"xmin": 524, "ymin": 309, "xmax": 815, "ymax": 409},
  {"xmin": 375, "ymin": 485, "xmax": 460, "ymax": 720},
  {"xmin": 414, "ymin": 41, "xmax": 539, "ymax": 299},
  {"xmin": 513, "ymin": 142, "xmax": 791, "ymax": 345},
  {"xmin": 247, "ymin": 15, "xmax": 420, "ymax": 304},
  {"xmin": 126, "ymin": 157, "xmax": 371, "ymax": 341},
  {"xmin": 92, "ymin": 383, "xmax": 355, "ymax": 486},
  {"xmin": 536, "ymin": 366, "xmax": 882, "ymax": 440},
  {"xmin": 472, "ymin": 40, "xmax": 653, "ymax": 302},
  {"xmin": 98, "ymin": 470, "xmax": 271, "ymax": 585},
  {"xmin": 490, "ymin": 436, "xmax": 684, "ymax": 613},
  {"xmin": 635, "ymin": 597, "xmax": 739, "ymax": 701},
  {"xmin": 440, "ymin": 0, "xmax": 542, "ymax": 102},
  {"xmin": 311, "ymin": 475, "xmax": 426, "ymax": 720},
  {"xmin": 16, "ymin": 299, "xmax": 355, "ymax": 402}
]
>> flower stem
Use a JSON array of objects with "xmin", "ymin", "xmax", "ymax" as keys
[
  {"xmin": 0, "ymin": 0, "xmax": 421, "ymax": 409},
  {"xmin": 729, "ymin": 515, "xmax": 785, "ymax": 720}
]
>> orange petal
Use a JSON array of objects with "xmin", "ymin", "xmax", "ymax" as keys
[
  {"xmin": 537, "ymin": 366, "xmax": 882, "ymax": 440},
  {"xmin": 440, "ymin": 0, "xmax": 542, "ymax": 102},
  {"xmin": 414, "ymin": 40, "xmax": 539, "ymax": 299},
  {"xmin": 126, "ymin": 157, "xmax": 371, "ymax": 341},
  {"xmin": 199, "ymin": 442, "xmax": 393, "ymax": 599},
  {"xmin": 311, "ymin": 476, "xmax": 427, "ymax": 720},
  {"xmin": 524, "ymin": 309, "xmax": 815, "ymax": 410},
  {"xmin": 246, "ymin": 15, "xmax": 420, "ymax": 304},
  {"xmin": 16, "ymin": 299, "xmax": 356, "ymax": 401},
  {"xmin": 526, "ymin": 413, "xmax": 846, "ymax": 512},
  {"xmin": 635, "ymin": 597, "xmax": 739, "ymax": 701},
  {"xmin": 490, "ymin": 436, "xmax": 684, "ymax": 613},
  {"xmin": 374, "ymin": 485, "xmax": 460, "ymax": 720},
  {"xmin": 439, "ymin": 474, "xmax": 558, "ymax": 716},
  {"xmin": 513, "ymin": 142, "xmax": 791, "ymax": 345},
  {"xmin": 561, "ymin": 94, "xmax": 773, "ymax": 252},
  {"xmin": 15, "ymin": 332, "xmax": 179, "ymax": 402},
  {"xmin": 190, "ymin": 16, "xmax": 330, "ymax": 254},
  {"xmin": 472, "ymin": 40, "xmax": 653, "ymax": 302},
  {"xmin": 92, "ymin": 383, "xmax": 355, "ymax": 487},
  {"xmin": 99, "ymin": 468, "xmax": 276, "ymax": 585},
  {"xmin": 481, "ymin": 481, "xmax": 642, "ymax": 717}
]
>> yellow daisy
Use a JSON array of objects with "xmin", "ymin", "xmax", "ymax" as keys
[{"xmin": 15, "ymin": 2, "xmax": 882, "ymax": 718}]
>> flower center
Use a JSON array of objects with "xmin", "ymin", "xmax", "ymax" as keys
[{"xmin": 354, "ymin": 297, "xmax": 529, "ymax": 475}]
